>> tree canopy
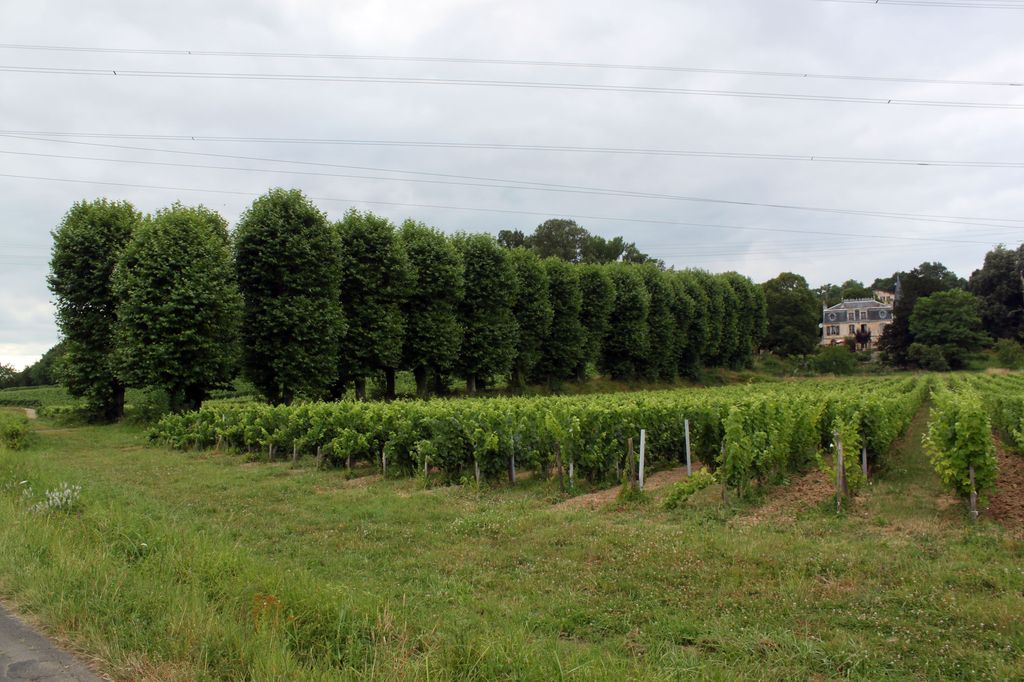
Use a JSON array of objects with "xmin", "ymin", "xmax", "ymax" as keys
[
  {"xmin": 234, "ymin": 189, "xmax": 345, "ymax": 404},
  {"xmin": 336, "ymin": 210, "xmax": 412, "ymax": 400},
  {"xmin": 399, "ymin": 220, "xmax": 464, "ymax": 397},
  {"xmin": 455, "ymin": 233, "xmax": 519, "ymax": 393},
  {"xmin": 909, "ymin": 289, "xmax": 988, "ymax": 369},
  {"xmin": 762, "ymin": 272, "xmax": 820, "ymax": 356},
  {"xmin": 968, "ymin": 244, "xmax": 1024, "ymax": 341},
  {"xmin": 879, "ymin": 261, "xmax": 965, "ymax": 366},
  {"xmin": 113, "ymin": 203, "xmax": 241, "ymax": 410},
  {"xmin": 48, "ymin": 199, "xmax": 140, "ymax": 420}
]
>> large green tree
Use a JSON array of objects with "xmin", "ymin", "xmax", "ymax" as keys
[
  {"xmin": 909, "ymin": 289, "xmax": 988, "ymax": 369},
  {"xmin": 455, "ymin": 233, "xmax": 519, "ymax": 393},
  {"xmin": 234, "ymin": 189, "xmax": 344, "ymax": 404},
  {"xmin": 575, "ymin": 263, "xmax": 615, "ymax": 381},
  {"xmin": 336, "ymin": 210, "xmax": 412, "ymax": 400},
  {"xmin": 507, "ymin": 249, "xmax": 552, "ymax": 391},
  {"xmin": 535, "ymin": 258, "xmax": 584, "ymax": 385},
  {"xmin": 879, "ymin": 261, "xmax": 965, "ymax": 366},
  {"xmin": 399, "ymin": 220, "xmax": 464, "ymax": 398},
  {"xmin": 599, "ymin": 264, "xmax": 650, "ymax": 380},
  {"xmin": 48, "ymin": 199, "xmax": 140, "ymax": 420},
  {"xmin": 762, "ymin": 272, "xmax": 820, "ymax": 356},
  {"xmin": 639, "ymin": 265, "xmax": 677, "ymax": 381},
  {"xmin": 529, "ymin": 219, "xmax": 589, "ymax": 261},
  {"xmin": 693, "ymin": 271, "xmax": 725, "ymax": 366},
  {"xmin": 968, "ymin": 244, "xmax": 1024, "ymax": 340},
  {"xmin": 670, "ymin": 271, "xmax": 710, "ymax": 378},
  {"xmin": 113, "ymin": 203, "xmax": 241, "ymax": 410}
]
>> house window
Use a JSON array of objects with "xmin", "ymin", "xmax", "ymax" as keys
[
  {"xmin": 826, "ymin": 325, "xmax": 840, "ymax": 336},
  {"xmin": 849, "ymin": 325, "xmax": 856, "ymax": 335}
]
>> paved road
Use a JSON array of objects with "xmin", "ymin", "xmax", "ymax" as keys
[{"xmin": 0, "ymin": 606, "xmax": 98, "ymax": 681}]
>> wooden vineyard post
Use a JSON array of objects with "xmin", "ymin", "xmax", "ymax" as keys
[
  {"xmin": 861, "ymin": 446, "xmax": 868, "ymax": 479},
  {"xmin": 268, "ymin": 443, "xmax": 275, "ymax": 462},
  {"xmin": 509, "ymin": 451, "xmax": 516, "ymax": 485},
  {"xmin": 834, "ymin": 432, "xmax": 845, "ymax": 513},
  {"xmin": 569, "ymin": 456, "xmax": 575, "ymax": 489},
  {"xmin": 474, "ymin": 458, "xmax": 481, "ymax": 486},
  {"xmin": 684, "ymin": 419, "xmax": 692, "ymax": 477},
  {"xmin": 638, "ymin": 429, "xmax": 647, "ymax": 491},
  {"xmin": 382, "ymin": 450, "xmax": 388, "ymax": 479},
  {"xmin": 424, "ymin": 454, "xmax": 429, "ymax": 478},
  {"xmin": 969, "ymin": 464, "xmax": 979, "ymax": 522},
  {"xmin": 720, "ymin": 438, "xmax": 727, "ymax": 503},
  {"xmin": 626, "ymin": 438, "xmax": 637, "ymax": 491},
  {"xmin": 555, "ymin": 444, "xmax": 565, "ymax": 492},
  {"xmin": 316, "ymin": 445, "xmax": 323, "ymax": 470},
  {"xmin": 292, "ymin": 443, "xmax": 298, "ymax": 463}
]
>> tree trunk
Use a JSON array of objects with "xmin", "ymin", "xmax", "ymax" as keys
[
  {"xmin": 510, "ymin": 366, "xmax": 526, "ymax": 394},
  {"xmin": 183, "ymin": 384, "xmax": 206, "ymax": 412},
  {"xmin": 414, "ymin": 366, "xmax": 429, "ymax": 399},
  {"xmin": 466, "ymin": 374, "xmax": 477, "ymax": 395},
  {"xmin": 107, "ymin": 380, "xmax": 126, "ymax": 421},
  {"xmin": 575, "ymin": 363, "xmax": 587, "ymax": 383},
  {"xmin": 384, "ymin": 367, "xmax": 397, "ymax": 401},
  {"xmin": 354, "ymin": 376, "xmax": 367, "ymax": 401}
]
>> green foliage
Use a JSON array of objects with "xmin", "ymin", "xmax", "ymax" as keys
[
  {"xmin": 811, "ymin": 345, "xmax": 857, "ymax": 375},
  {"xmin": 399, "ymin": 220, "xmax": 464, "ymax": 397},
  {"xmin": 599, "ymin": 264, "xmax": 650, "ymax": 380},
  {"xmin": 762, "ymin": 272, "xmax": 820, "ymax": 356},
  {"xmin": 907, "ymin": 343, "xmax": 950, "ymax": 372},
  {"xmin": 575, "ymin": 264, "xmax": 615, "ymax": 380},
  {"xmin": 924, "ymin": 383, "xmax": 998, "ymax": 501},
  {"xmin": 234, "ymin": 189, "xmax": 345, "ymax": 404},
  {"xmin": 993, "ymin": 338, "xmax": 1024, "ymax": 369},
  {"xmin": 48, "ymin": 199, "xmax": 140, "ymax": 420},
  {"xmin": 113, "ymin": 203, "xmax": 242, "ymax": 410},
  {"xmin": 671, "ymin": 271, "xmax": 710, "ymax": 378},
  {"xmin": 454, "ymin": 233, "xmax": 519, "ymax": 392},
  {"xmin": 662, "ymin": 469, "xmax": 716, "ymax": 509},
  {"xmin": 879, "ymin": 262, "xmax": 966, "ymax": 366},
  {"xmin": 336, "ymin": 210, "xmax": 412, "ymax": 397},
  {"xmin": 535, "ymin": 258, "xmax": 584, "ymax": 385},
  {"xmin": 639, "ymin": 265, "xmax": 678, "ymax": 381},
  {"xmin": 909, "ymin": 289, "xmax": 988, "ymax": 369},
  {"xmin": 0, "ymin": 412, "xmax": 31, "ymax": 450},
  {"xmin": 968, "ymin": 244, "xmax": 1024, "ymax": 340},
  {"xmin": 507, "ymin": 249, "xmax": 552, "ymax": 391},
  {"xmin": 234, "ymin": 186, "xmax": 346, "ymax": 403}
]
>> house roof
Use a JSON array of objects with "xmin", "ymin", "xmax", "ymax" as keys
[{"xmin": 824, "ymin": 298, "xmax": 891, "ymax": 311}]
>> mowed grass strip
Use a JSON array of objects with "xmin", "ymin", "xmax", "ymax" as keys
[{"xmin": 0, "ymin": 414, "xmax": 1020, "ymax": 680}]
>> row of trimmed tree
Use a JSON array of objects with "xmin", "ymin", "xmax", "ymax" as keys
[{"xmin": 49, "ymin": 189, "xmax": 767, "ymax": 418}]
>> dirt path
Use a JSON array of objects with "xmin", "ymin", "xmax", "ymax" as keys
[
  {"xmin": 554, "ymin": 464, "xmax": 702, "ymax": 511},
  {"xmin": 0, "ymin": 604, "xmax": 101, "ymax": 681},
  {"xmin": 738, "ymin": 467, "xmax": 833, "ymax": 526},
  {"xmin": 987, "ymin": 437, "xmax": 1024, "ymax": 537}
]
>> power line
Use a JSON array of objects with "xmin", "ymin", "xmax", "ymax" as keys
[
  {"xmin": 3, "ymin": 64, "xmax": 1023, "ymax": 110},
  {"xmin": 0, "ymin": 42, "xmax": 1019, "ymax": 87},
  {"xmin": 0, "ymin": 170, "xmax": 1011, "ymax": 246},
  {"xmin": 4, "ymin": 129, "xmax": 1024, "ymax": 169},
  {"xmin": 4, "ymin": 137, "xmax": 1022, "ymax": 229}
]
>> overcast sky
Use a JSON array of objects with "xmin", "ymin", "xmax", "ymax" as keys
[{"xmin": 1, "ymin": 0, "xmax": 1022, "ymax": 369}]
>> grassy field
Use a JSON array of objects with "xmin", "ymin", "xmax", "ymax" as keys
[{"xmin": 0, "ymin": 405, "xmax": 1021, "ymax": 680}]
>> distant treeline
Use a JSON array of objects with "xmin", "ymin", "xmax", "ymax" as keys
[{"xmin": 47, "ymin": 189, "xmax": 767, "ymax": 419}]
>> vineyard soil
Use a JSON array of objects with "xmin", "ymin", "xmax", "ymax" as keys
[{"xmin": 0, "ymin": 409, "xmax": 1020, "ymax": 680}]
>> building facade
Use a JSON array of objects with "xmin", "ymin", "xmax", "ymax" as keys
[{"xmin": 821, "ymin": 297, "xmax": 894, "ymax": 348}]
